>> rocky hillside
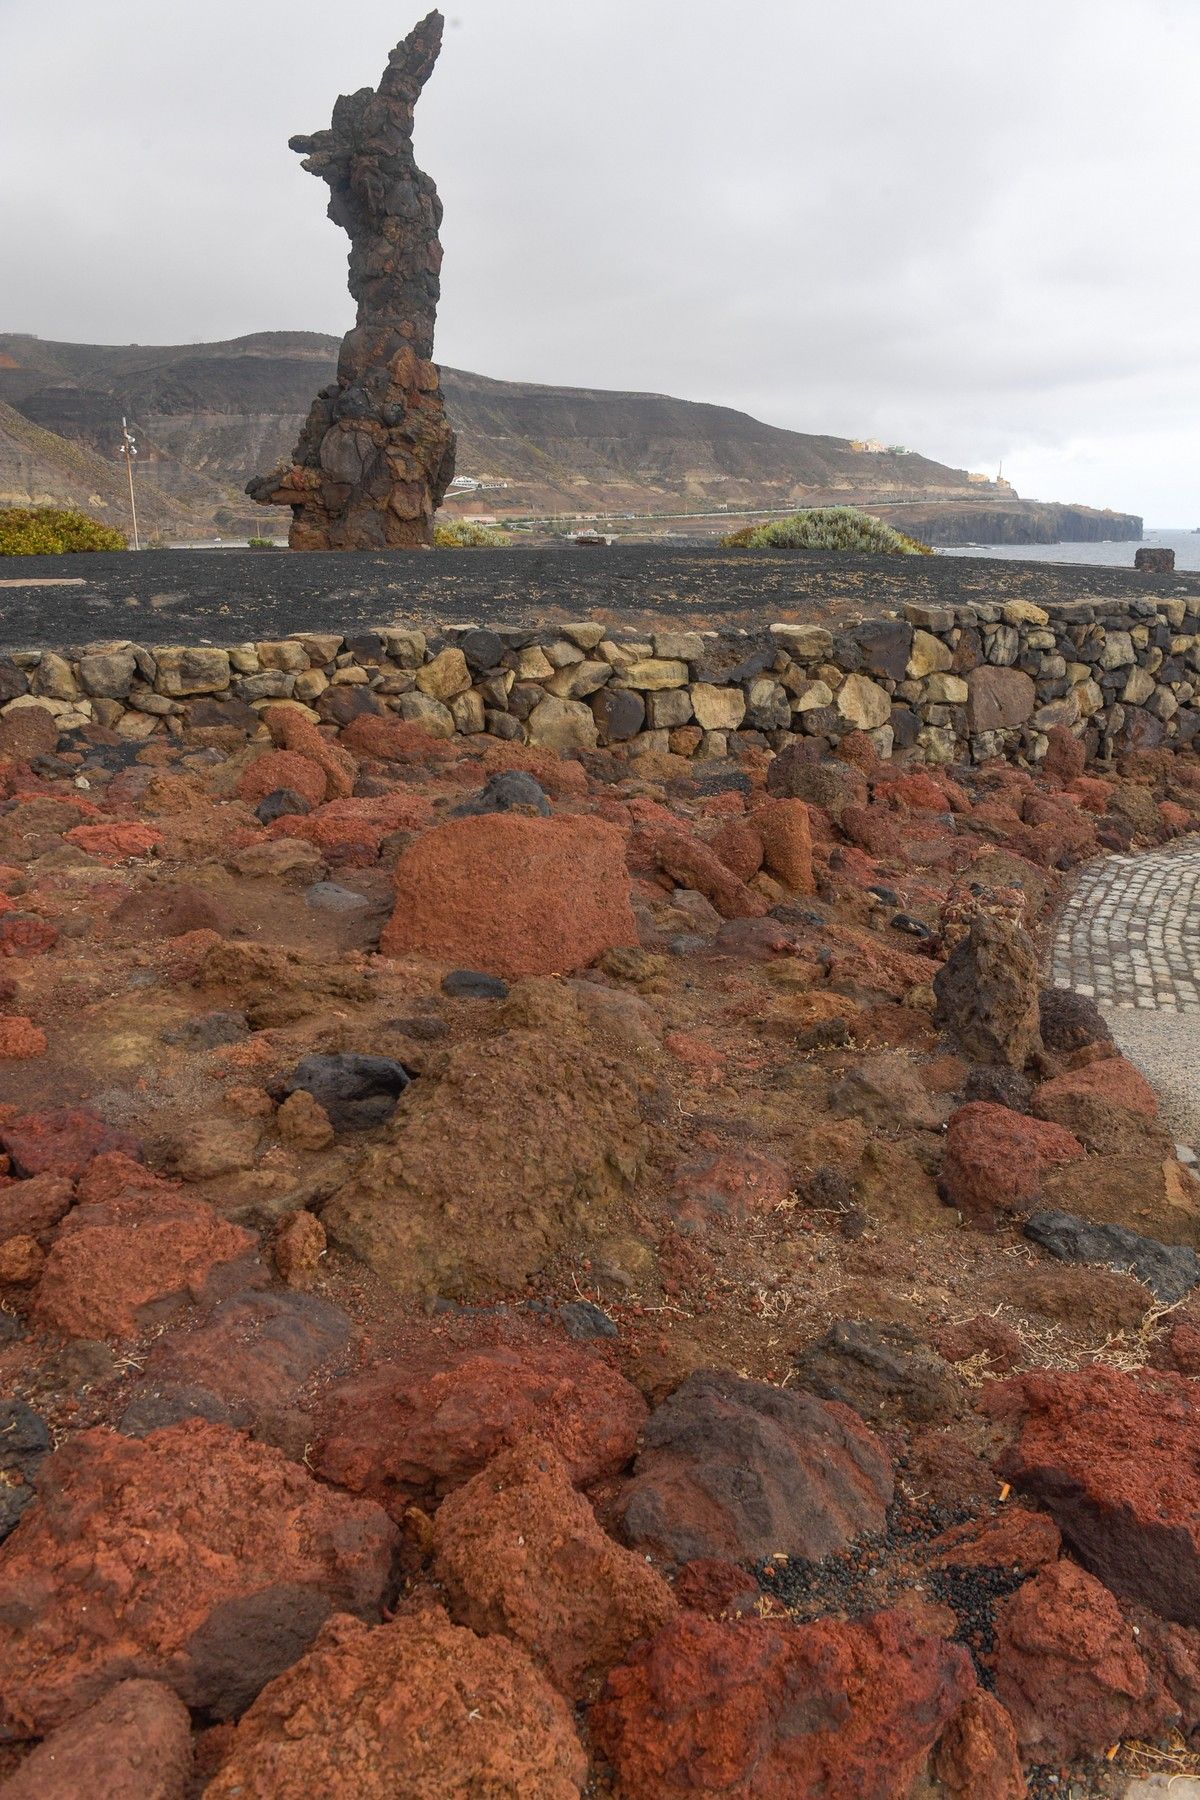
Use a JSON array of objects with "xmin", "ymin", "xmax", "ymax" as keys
[{"xmin": 0, "ymin": 331, "xmax": 1141, "ymax": 545}]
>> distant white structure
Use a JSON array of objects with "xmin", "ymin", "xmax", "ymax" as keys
[{"xmin": 449, "ymin": 474, "xmax": 482, "ymax": 490}]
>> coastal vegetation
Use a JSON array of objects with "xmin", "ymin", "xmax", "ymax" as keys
[
  {"xmin": 433, "ymin": 520, "xmax": 511, "ymax": 547},
  {"xmin": 721, "ymin": 507, "xmax": 932, "ymax": 555},
  {"xmin": 0, "ymin": 506, "xmax": 127, "ymax": 556}
]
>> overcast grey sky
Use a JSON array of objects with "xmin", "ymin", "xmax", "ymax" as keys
[{"xmin": 3, "ymin": 0, "xmax": 1198, "ymax": 521}]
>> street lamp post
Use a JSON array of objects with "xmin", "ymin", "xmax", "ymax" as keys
[{"xmin": 118, "ymin": 417, "xmax": 140, "ymax": 550}]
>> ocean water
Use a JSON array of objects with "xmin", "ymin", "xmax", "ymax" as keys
[{"xmin": 939, "ymin": 527, "xmax": 1200, "ymax": 572}]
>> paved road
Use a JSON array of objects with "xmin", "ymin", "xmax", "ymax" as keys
[
  {"xmin": 1, "ymin": 545, "xmax": 1197, "ymax": 651},
  {"xmin": 1050, "ymin": 839, "xmax": 1200, "ymax": 1150}
]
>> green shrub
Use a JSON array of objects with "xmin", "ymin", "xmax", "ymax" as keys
[
  {"xmin": 247, "ymin": 536, "xmax": 280, "ymax": 550},
  {"xmin": 0, "ymin": 507, "xmax": 128, "ymax": 556},
  {"xmin": 433, "ymin": 519, "xmax": 511, "ymax": 547},
  {"xmin": 721, "ymin": 507, "xmax": 932, "ymax": 555}
]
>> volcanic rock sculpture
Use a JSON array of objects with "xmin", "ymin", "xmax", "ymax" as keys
[{"xmin": 248, "ymin": 11, "xmax": 456, "ymax": 548}]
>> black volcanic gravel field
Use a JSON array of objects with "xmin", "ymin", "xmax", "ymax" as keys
[{"xmin": 1, "ymin": 544, "xmax": 1198, "ymax": 650}]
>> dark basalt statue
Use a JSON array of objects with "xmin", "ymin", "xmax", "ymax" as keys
[{"xmin": 248, "ymin": 10, "xmax": 456, "ymax": 548}]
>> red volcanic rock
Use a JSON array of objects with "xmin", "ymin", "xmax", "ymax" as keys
[
  {"xmin": 673, "ymin": 1558, "xmax": 761, "ymax": 1619},
  {"xmin": 840, "ymin": 803, "xmax": 907, "ymax": 860},
  {"xmin": 0, "ymin": 1017, "xmax": 46, "ymax": 1058},
  {"xmin": 990, "ymin": 1560, "xmax": 1174, "ymax": 1762},
  {"xmin": 0, "ymin": 1421, "xmax": 398, "ymax": 1736},
  {"xmin": 667, "ymin": 1147, "xmax": 793, "ymax": 1233},
  {"xmin": 265, "ymin": 791, "xmax": 434, "ymax": 861},
  {"xmin": 940, "ymin": 1102, "xmax": 1085, "ymax": 1225},
  {"xmin": 1033, "ymin": 1056, "xmax": 1159, "ymax": 1152},
  {"xmin": 592, "ymin": 1608, "xmax": 974, "ymax": 1800},
  {"xmin": 1043, "ymin": 726, "xmax": 1086, "ymax": 784},
  {"xmin": 381, "ymin": 813, "xmax": 638, "ymax": 977},
  {"xmin": 925, "ymin": 1508, "xmax": 1061, "ymax": 1573},
  {"xmin": 0, "ymin": 1173, "xmax": 74, "ymax": 1245},
  {"xmin": 235, "ymin": 749, "xmax": 327, "ymax": 812},
  {"xmin": 32, "ymin": 1163, "xmax": 256, "ymax": 1340},
  {"xmin": 1069, "ymin": 776, "xmax": 1111, "ymax": 813},
  {"xmin": 932, "ymin": 1689, "xmax": 1027, "ymax": 1800},
  {"xmin": 143, "ymin": 1291, "xmax": 352, "ymax": 1424},
  {"xmin": 933, "ymin": 1313, "xmax": 1024, "ymax": 1373},
  {"xmin": 203, "ymin": 1607, "xmax": 587, "ymax": 1800},
  {"xmin": 988, "ymin": 1366, "xmax": 1200, "ymax": 1625},
  {"xmin": 754, "ymin": 797, "xmax": 815, "ymax": 892},
  {"xmin": 314, "ymin": 1343, "xmax": 647, "ymax": 1515},
  {"xmin": 62, "ymin": 820, "xmax": 164, "ymax": 861},
  {"xmin": 635, "ymin": 824, "xmax": 770, "ymax": 920},
  {"xmin": 0, "ymin": 1109, "xmax": 141, "ymax": 1179},
  {"xmin": 709, "ymin": 816, "xmax": 764, "ymax": 882},
  {"xmin": 263, "ymin": 705, "xmax": 355, "ymax": 799},
  {"xmin": 614, "ymin": 1368, "xmax": 893, "ymax": 1565},
  {"xmin": 886, "ymin": 772, "xmax": 954, "ymax": 813},
  {"xmin": 0, "ymin": 915, "xmax": 58, "ymax": 957},
  {"xmin": 271, "ymin": 1208, "xmax": 326, "ymax": 1289},
  {"xmin": 0, "ymin": 1234, "xmax": 42, "ymax": 1284},
  {"xmin": 339, "ymin": 711, "xmax": 459, "ymax": 762},
  {"xmin": 433, "ymin": 1438, "xmax": 678, "ymax": 1698},
  {"xmin": 0, "ymin": 1679, "xmax": 192, "ymax": 1800}
]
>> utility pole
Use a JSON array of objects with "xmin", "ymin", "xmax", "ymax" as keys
[{"xmin": 119, "ymin": 417, "xmax": 140, "ymax": 550}]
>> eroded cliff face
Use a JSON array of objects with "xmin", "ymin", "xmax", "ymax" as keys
[
  {"xmin": 245, "ymin": 12, "xmax": 456, "ymax": 549},
  {"xmin": 881, "ymin": 502, "xmax": 1143, "ymax": 548}
]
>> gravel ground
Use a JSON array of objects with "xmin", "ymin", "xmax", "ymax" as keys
[
  {"xmin": 1107, "ymin": 1009, "xmax": 1200, "ymax": 1155},
  {"xmin": 1, "ymin": 544, "xmax": 1198, "ymax": 651}
]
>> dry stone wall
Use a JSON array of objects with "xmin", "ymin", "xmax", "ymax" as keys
[{"xmin": 3, "ymin": 594, "xmax": 1199, "ymax": 767}]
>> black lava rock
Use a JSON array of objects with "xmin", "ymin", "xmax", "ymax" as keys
[
  {"xmin": 558, "ymin": 1300, "xmax": 619, "ymax": 1341},
  {"xmin": 1038, "ymin": 986, "xmax": 1114, "ymax": 1053},
  {"xmin": 269, "ymin": 1052, "xmax": 412, "ymax": 1131},
  {"xmin": 441, "ymin": 969, "xmax": 509, "ymax": 1001},
  {"xmin": 450, "ymin": 770, "xmax": 551, "ymax": 818},
  {"xmin": 458, "ymin": 627, "xmax": 504, "ymax": 673},
  {"xmin": 0, "ymin": 1401, "xmax": 50, "ymax": 1542},
  {"xmin": 1025, "ymin": 1210, "xmax": 1200, "ymax": 1304},
  {"xmin": 161, "ymin": 1011, "xmax": 249, "ymax": 1050},
  {"xmin": 256, "ymin": 787, "xmax": 312, "ymax": 825}
]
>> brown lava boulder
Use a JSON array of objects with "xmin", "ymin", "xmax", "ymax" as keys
[
  {"xmin": 380, "ymin": 812, "xmax": 638, "ymax": 977},
  {"xmin": 0, "ymin": 1679, "xmax": 192, "ymax": 1800},
  {"xmin": 931, "ymin": 1689, "xmax": 1027, "ymax": 1800},
  {"xmin": 31, "ymin": 1160, "xmax": 257, "ymax": 1340},
  {"xmin": 433, "ymin": 1437, "xmax": 678, "ymax": 1699},
  {"xmin": 990, "ymin": 1559, "xmax": 1175, "ymax": 1762},
  {"xmin": 321, "ymin": 1027, "xmax": 647, "ymax": 1302},
  {"xmin": 933, "ymin": 914, "xmax": 1042, "ymax": 1068},
  {"xmin": 203, "ymin": 1606, "xmax": 587, "ymax": 1799},
  {"xmin": 591, "ymin": 1607, "xmax": 973, "ymax": 1800},
  {"xmin": 988, "ymin": 1365, "xmax": 1200, "ymax": 1626},
  {"xmin": 940, "ymin": 1101, "xmax": 1085, "ymax": 1225},
  {"xmin": 614, "ymin": 1367, "xmax": 893, "ymax": 1565},
  {"xmin": 313, "ymin": 1342, "xmax": 646, "ymax": 1516},
  {"xmin": 0, "ymin": 1108, "xmax": 142, "ymax": 1179},
  {"xmin": 0, "ymin": 1420, "xmax": 398, "ymax": 1736}
]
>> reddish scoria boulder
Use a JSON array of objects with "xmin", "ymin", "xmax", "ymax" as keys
[
  {"xmin": 614, "ymin": 1367, "xmax": 893, "ymax": 1565},
  {"xmin": 667, "ymin": 1146, "xmax": 793, "ymax": 1233},
  {"xmin": 235, "ymin": 748, "xmax": 327, "ymax": 812},
  {"xmin": 380, "ymin": 813, "xmax": 639, "ymax": 977},
  {"xmin": 0, "ymin": 1679, "xmax": 192, "ymax": 1800},
  {"xmin": 0, "ymin": 1108, "xmax": 142, "ymax": 1178},
  {"xmin": 990, "ymin": 1559, "xmax": 1175, "ymax": 1762},
  {"xmin": 62, "ymin": 821, "xmax": 165, "ymax": 861},
  {"xmin": 940, "ymin": 1101, "xmax": 1085, "ymax": 1225},
  {"xmin": 987, "ymin": 1365, "xmax": 1200, "ymax": 1625},
  {"xmin": 32, "ymin": 1159, "xmax": 257, "ymax": 1340},
  {"xmin": 203, "ymin": 1606, "xmax": 587, "ymax": 1800},
  {"xmin": 931, "ymin": 1689, "xmax": 1027, "ymax": 1800},
  {"xmin": 313, "ymin": 1342, "xmax": 647, "ymax": 1516},
  {"xmin": 753, "ymin": 797, "xmax": 815, "ymax": 892},
  {"xmin": 591, "ymin": 1608, "xmax": 974, "ymax": 1800},
  {"xmin": 433, "ymin": 1437, "xmax": 678, "ymax": 1699},
  {"xmin": 0, "ymin": 1420, "xmax": 398, "ymax": 1737},
  {"xmin": 1032, "ymin": 1055, "xmax": 1160, "ymax": 1152},
  {"xmin": 263, "ymin": 704, "xmax": 355, "ymax": 799}
]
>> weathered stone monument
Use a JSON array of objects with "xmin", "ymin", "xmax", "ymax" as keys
[{"xmin": 248, "ymin": 10, "xmax": 456, "ymax": 549}]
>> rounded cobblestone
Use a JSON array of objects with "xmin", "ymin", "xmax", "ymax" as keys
[{"xmin": 1050, "ymin": 839, "xmax": 1200, "ymax": 1014}]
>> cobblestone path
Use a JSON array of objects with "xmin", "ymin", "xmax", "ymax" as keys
[
  {"xmin": 1050, "ymin": 838, "xmax": 1200, "ymax": 1012},
  {"xmin": 1050, "ymin": 836, "xmax": 1200, "ymax": 1151}
]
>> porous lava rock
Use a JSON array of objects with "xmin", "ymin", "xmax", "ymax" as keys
[
  {"xmin": 236, "ymin": 749, "xmax": 327, "ymax": 813},
  {"xmin": 614, "ymin": 1367, "xmax": 893, "ymax": 1565},
  {"xmin": 635, "ymin": 823, "xmax": 769, "ymax": 920},
  {"xmin": 31, "ymin": 1160, "xmax": 257, "ymax": 1340},
  {"xmin": 988, "ymin": 1366, "xmax": 1200, "ymax": 1625},
  {"xmin": 792, "ymin": 1320, "xmax": 963, "ymax": 1427},
  {"xmin": 313, "ymin": 1342, "xmax": 646, "ymax": 1515},
  {"xmin": 0, "ymin": 1172, "xmax": 73, "ymax": 1245},
  {"xmin": 990, "ymin": 1559, "xmax": 1174, "ymax": 1762},
  {"xmin": 0, "ymin": 1679, "xmax": 192, "ymax": 1800},
  {"xmin": 940, "ymin": 1102, "xmax": 1085, "ymax": 1225},
  {"xmin": 1024, "ymin": 1209, "xmax": 1200, "ymax": 1303},
  {"xmin": 247, "ymin": 13, "xmax": 456, "ymax": 548},
  {"xmin": 0, "ymin": 1108, "xmax": 141, "ymax": 1179},
  {"xmin": 380, "ymin": 813, "xmax": 638, "ymax": 977},
  {"xmin": 1041, "ymin": 1150, "xmax": 1200, "ymax": 1246},
  {"xmin": 268, "ymin": 1050, "xmax": 411, "ymax": 1130},
  {"xmin": 0, "ymin": 1420, "xmax": 398, "ymax": 1736},
  {"xmin": 1032, "ymin": 1055, "xmax": 1160, "ymax": 1153},
  {"xmin": 1038, "ymin": 985, "xmax": 1113, "ymax": 1053},
  {"xmin": 202, "ymin": 1607, "xmax": 587, "ymax": 1799},
  {"xmin": 934, "ymin": 913, "xmax": 1042, "ymax": 1068},
  {"xmin": 321, "ymin": 1028, "xmax": 647, "ymax": 1301},
  {"xmin": 142, "ymin": 1290, "xmax": 352, "ymax": 1428},
  {"xmin": 753, "ymin": 796, "xmax": 815, "ymax": 892},
  {"xmin": 591, "ymin": 1608, "xmax": 974, "ymax": 1800},
  {"xmin": 931, "ymin": 1689, "xmax": 1027, "ymax": 1800},
  {"xmin": 666, "ymin": 1146, "xmax": 792, "ymax": 1233},
  {"xmin": 432, "ymin": 1437, "xmax": 678, "ymax": 1698}
]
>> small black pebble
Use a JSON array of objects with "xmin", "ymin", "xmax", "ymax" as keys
[{"xmin": 441, "ymin": 969, "xmax": 509, "ymax": 1000}]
